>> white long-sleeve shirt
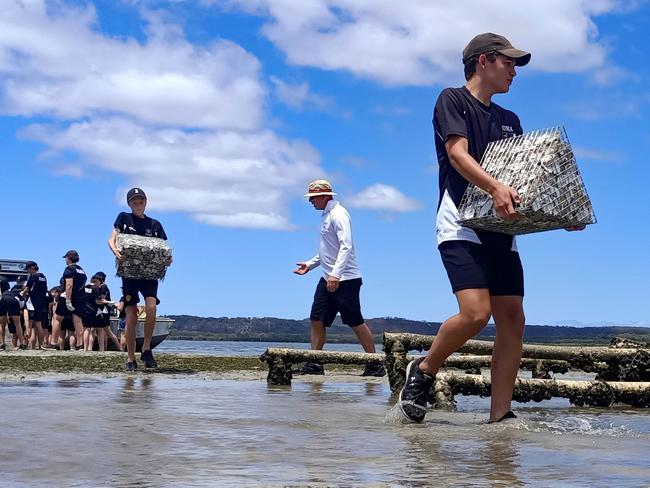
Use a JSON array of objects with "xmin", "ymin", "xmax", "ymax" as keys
[{"xmin": 305, "ymin": 200, "xmax": 361, "ymax": 281}]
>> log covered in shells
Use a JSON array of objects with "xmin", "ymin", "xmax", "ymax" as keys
[
  {"xmin": 383, "ymin": 332, "xmax": 650, "ymax": 382},
  {"xmin": 432, "ymin": 372, "xmax": 650, "ymax": 408},
  {"xmin": 259, "ymin": 348, "xmax": 384, "ymax": 385}
]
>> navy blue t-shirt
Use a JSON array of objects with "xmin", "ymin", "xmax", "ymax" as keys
[
  {"xmin": 26, "ymin": 272, "xmax": 48, "ymax": 304},
  {"xmin": 114, "ymin": 212, "xmax": 167, "ymax": 240},
  {"xmin": 0, "ymin": 276, "xmax": 8, "ymax": 294},
  {"xmin": 62, "ymin": 264, "xmax": 87, "ymax": 301},
  {"xmin": 433, "ymin": 86, "xmax": 522, "ymax": 249}
]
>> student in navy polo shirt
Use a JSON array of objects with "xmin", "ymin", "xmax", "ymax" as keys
[
  {"xmin": 108, "ymin": 188, "xmax": 172, "ymax": 371},
  {"xmin": 42, "ymin": 251, "xmax": 87, "ymax": 350},
  {"xmin": 24, "ymin": 261, "xmax": 48, "ymax": 349}
]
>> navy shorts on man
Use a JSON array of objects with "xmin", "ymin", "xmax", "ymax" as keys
[
  {"xmin": 122, "ymin": 278, "xmax": 159, "ymax": 306},
  {"xmin": 439, "ymin": 240, "xmax": 524, "ymax": 296},
  {"xmin": 310, "ymin": 277, "xmax": 364, "ymax": 327}
]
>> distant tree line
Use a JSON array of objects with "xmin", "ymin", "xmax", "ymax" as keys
[{"xmin": 165, "ymin": 315, "xmax": 650, "ymax": 346}]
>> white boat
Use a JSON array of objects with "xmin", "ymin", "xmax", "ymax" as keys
[{"xmin": 108, "ymin": 316, "xmax": 174, "ymax": 351}]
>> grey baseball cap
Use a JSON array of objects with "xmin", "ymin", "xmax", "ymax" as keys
[{"xmin": 463, "ymin": 33, "xmax": 531, "ymax": 67}]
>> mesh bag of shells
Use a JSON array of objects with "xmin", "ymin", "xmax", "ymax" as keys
[
  {"xmin": 457, "ymin": 126, "xmax": 596, "ymax": 235},
  {"xmin": 115, "ymin": 234, "xmax": 172, "ymax": 280}
]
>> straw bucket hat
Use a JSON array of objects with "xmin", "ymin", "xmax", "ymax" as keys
[{"xmin": 304, "ymin": 179, "xmax": 337, "ymax": 197}]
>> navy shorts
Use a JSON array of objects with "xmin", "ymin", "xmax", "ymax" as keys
[
  {"xmin": 61, "ymin": 316, "xmax": 75, "ymax": 332},
  {"xmin": 122, "ymin": 278, "xmax": 159, "ymax": 307},
  {"xmin": 310, "ymin": 277, "xmax": 364, "ymax": 328},
  {"xmin": 55, "ymin": 299, "xmax": 72, "ymax": 318},
  {"xmin": 31, "ymin": 302, "xmax": 48, "ymax": 322},
  {"xmin": 439, "ymin": 240, "xmax": 524, "ymax": 296},
  {"xmin": 0, "ymin": 295, "xmax": 21, "ymax": 317}
]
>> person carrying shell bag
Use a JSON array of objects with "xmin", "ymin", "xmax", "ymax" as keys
[{"xmin": 108, "ymin": 188, "xmax": 172, "ymax": 372}]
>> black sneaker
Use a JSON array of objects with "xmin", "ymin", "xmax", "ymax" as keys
[
  {"xmin": 0, "ymin": 343, "xmax": 6, "ymax": 351},
  {"xmin": 361, "ymin": 361, "xmax": 386, "ymax": 377},
  {"xmin": 41, "ymin": 343, "xmax": 59, "ymax": 351},
  {"xmin": 296, "ymin": 361, "xmax": 324, "ymax": 375},
  {"xmin": 18, "ymin": 344, "xmax": 27, "ymax": 350},
  {"xmin": 398, "ymin": 357, "xmax": 434, "ymax": 423},
  {"xmin": 140, "ymin": 349, "xmax": 158, "ymax": 369},
  {"xmin": 125, "ymin": 360, "xmax": 137, "ymax": 372}
]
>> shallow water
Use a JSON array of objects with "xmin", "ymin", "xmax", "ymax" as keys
[
  {"xmin": 2, "ymin": 375, "xmax": 649, "ymax": 487},
  {"xmin": 156, "ymin": 339, "xmax": 378, "ymax": 356}
]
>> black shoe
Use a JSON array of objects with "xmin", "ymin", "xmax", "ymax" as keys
[
  {"xmin": 140, "ymin": 349, "xmax": 158, "ymax": 369},
  {"xmin": 398, "ymin": 357, "xmax": 434, "ymax": 423},
  {"xmin": 125, "ymin": 360, "xmax": 137, "ymax": 372},
  {"xmin": 487, "ymin": 410, "xmax": 517, "ymax": 424},
  {"xmin": 361, "ymin": 361, "xmax": 386, "ymax": 377},
  {"xmin": 0, "ymin": 343, "xmax": 6, "ymax": 351},
  {"xmin": 296, "ymin": 361, "xmax": 324, "ymax": 375},
  {"xmin": 41, "ymin": 343, "xmax": 59, "ymax": 350},
  {"xmin": 18, "ymin": 344, "xmax": 27, "ymax": 350}
]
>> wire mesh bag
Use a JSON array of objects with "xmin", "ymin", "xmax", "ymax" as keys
[
  {"xmin": 115, "ymin": 234, "xmax": 172, "ymax": 280},
  {"xmin": 457, "ymin": 126, "xmax": 596, "ymax": 235}
]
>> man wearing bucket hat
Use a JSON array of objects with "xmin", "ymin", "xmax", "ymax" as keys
[
  {"xmin": 399, "ymin": 33, "xmax": 534, "ymax": 423},
  {"xmin": 293, "ymin": 179, "xmax": 385, "ymax": 377}
]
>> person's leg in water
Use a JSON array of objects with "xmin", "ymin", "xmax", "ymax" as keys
[
  {"xmin": 10, "ymin": 315, "xmax": 26, "ymax": 349},
  {"xmin": 0, "ymin": 316, "xmax": 6, "ymax": 349},
  {"xmin": 72, "ymin": 315, "xmax": 84, "ymax": 350},
  {"xmin": 400, "ymin": 289, "xmax": 491, "ymax": 421},
  {"xmin": 421, "ymin": 289, "xmax": 491, "ymax": 375},
  {"xmin": 125, "ymin": 304, "xmax": 139, "ymax": 366},
  {"xmin": 489, "ymin": 296, "xmax": 525, "ymax": 422},
  {"xmin": 97, "ymin": 326, "xmax": 106, "ymax": 351},
  {"xmin": 105, "ymin": 326, "xmax": 122, "ymax": 351},
  {"xmin": 311, "ymin": 320, "xmax": 326, "ymax": 350},
  {"xmin": 351, "ymin": 323, "xmax": 375, "ymax": 352},
  {"xmin": 350, "ymin": 323, "xmax": 386, "ymax": 377},
  {"xmin": 140, "ymin": 296, "xmax": 158, "ymax": 368}
]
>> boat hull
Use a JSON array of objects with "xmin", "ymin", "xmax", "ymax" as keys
[{"xmin": 105, "ymin": 317, "xmax": 173, "ymax": 352}]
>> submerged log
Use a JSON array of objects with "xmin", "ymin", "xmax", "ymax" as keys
[
  {"xmin": 259, "ymin": 348, "xmax": 384, "ymax": 385},
  {"xmin": 386, "ymin": 355, "xmax": 568, "ymax": 392},
  {"xmin": 383, "ymin": 332, "xmax": 650, "ymax": 382},
  {"xmin": 433, "ymin": 372, "xmax": 650, "ymax": 408}
]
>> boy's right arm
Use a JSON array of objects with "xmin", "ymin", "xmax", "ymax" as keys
[{"xmin": 108, "ymin": 228, "xmax": 123, "ymax": 260}]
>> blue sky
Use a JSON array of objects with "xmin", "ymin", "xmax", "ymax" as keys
[{"xmin": 1, "ymin": 0, "xmax": 649, "ymax": 326}]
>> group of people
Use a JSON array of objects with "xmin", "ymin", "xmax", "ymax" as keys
[
  {"xmin": 0, "ymin": 260, "xmax": 128, "ymax": 352},
  {"xmin": 2, "ymin": 32, "xmax": 585, "ymax": 424},
  {"xmin": 295, "ymin": 33, "xmax": 585, "ymax": 425},
  {"xmin": 0, "ymin": 187, "xmax": 171, "ymax": 374}
]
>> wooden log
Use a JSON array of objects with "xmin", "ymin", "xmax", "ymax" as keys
[
  {"xmin": 259, "ymin": 348, "xmax": 384, "ymax": 385},
  {"xmin": 435, "ymin": 372, "xmax": 650, "ymax": 408},
  {"xmin": 383, "ymin": 332, "xmax": 650, "ymax": 381},
  {"xmin": 387, "ymin": 355, "xmax": 569, "ymax": 393}
]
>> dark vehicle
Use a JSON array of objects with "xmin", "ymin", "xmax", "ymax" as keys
[{"xmin": 0, "ymin": 259, "xmax": 30, "ymax": 283}]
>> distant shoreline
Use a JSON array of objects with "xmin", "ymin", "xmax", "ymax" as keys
[{"xmin": 166, "ymin": 316, "xmax": 650, "ymax": 347}]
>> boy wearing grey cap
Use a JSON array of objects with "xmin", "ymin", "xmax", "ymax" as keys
[
  {"xmin": 399, "ymin": 33, "xmax": 584, "ymax": 424},
  {"xmin": 108, "ymin": 188, "xmax": 172, "ymax": 371}
]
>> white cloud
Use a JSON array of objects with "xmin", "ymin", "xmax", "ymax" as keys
[
  {"xmin": 270, "ymin": 76, "xmax": 334, "ymax": 111},
  {"xmin": 22, "ymin": 118, "xmax": 321, "ymax": 230},
  {"xmin": 574, "ymin": 146, "xmax": 622, "ymax": 163},
  {"xmin": 0, "ymin": 1, "xmax": 264, "ymax": 130},
  {"xmin": 221, "ymin": 0, "xmax": 628, "ymax": 86},
  {"xmin": 347, "ymin": 183, "xmax": 420, "ymax": 212},
  {"xmin": 1, "ymin": 0, "xmax": 326, "ymax": 230}
]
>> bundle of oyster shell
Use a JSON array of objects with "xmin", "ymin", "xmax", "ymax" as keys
[
  {"xmin": 115, "ymin": 234, "xmax": 172, "ymax": 280},
  {"xmin": 457, "ymin": 126, "xmax": 596, "ymax": 235}
]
